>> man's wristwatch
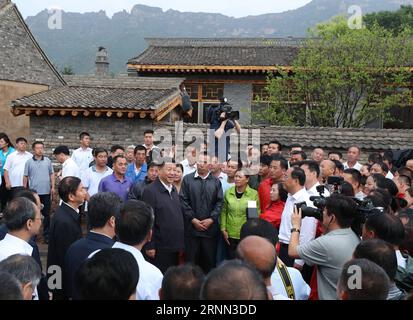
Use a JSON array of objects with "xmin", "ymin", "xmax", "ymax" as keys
[{"xmin": 291, "ymin": 228, "xmax": 301, "ymax": 234}]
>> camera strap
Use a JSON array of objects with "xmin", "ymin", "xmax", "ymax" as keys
[{"xmin": 277, "ymin": 262, "xmax": 296, "ymax": 300}]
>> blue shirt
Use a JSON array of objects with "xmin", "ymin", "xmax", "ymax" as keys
[
  {"xmin": 0, "ymin": 147, "xmax": 15, "ymax": 176},
  {"xmin": 125, "ymin": 162, "xmax": 147, "ymax": 184},
  {"xmin": 98, "ymin": 173, "xmax": 133, "ymax": 201}
]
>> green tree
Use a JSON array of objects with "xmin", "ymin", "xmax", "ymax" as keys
[
  {"xmin": 61, "ymin": 66, "xmax": 75, "ymax": 75},
  {"xmin": 256, "ymin": 16, "xmax": 413, "ymax": 128},
  {"xmin": 364, "ymin": 5, "xmax": 413, "ymax": 36}
]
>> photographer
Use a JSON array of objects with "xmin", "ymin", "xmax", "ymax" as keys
[
  {"xmin": 208, "ymin": 98, "xmax": 241, "ymax": 161},
  {"xmin": 288, "ymin": 194, "xmax": 361, "ymax": 300}
]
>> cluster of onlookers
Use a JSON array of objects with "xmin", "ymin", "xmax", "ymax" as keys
[{"xmin": 0, "ymin": 131, "xmax": 412, "ymax": 300}]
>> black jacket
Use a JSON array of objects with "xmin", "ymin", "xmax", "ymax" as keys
[
  {"xmin": 142, "ymin": 178, "xmax": 184, "ymax": 252},
  {"xmin": 64, "ymin": 231, "xmax": 115, "ymax": 299},
  {"xmin": 128, "ymin": 178, "xmax": 153, "ymax": 201},
  {"xmin": 47, "ymin": 202, "xmax": 82, "ymax": 300},
  {"xmin": 180, "ymin": 172, "xmax": 223, "ymax": 238}
]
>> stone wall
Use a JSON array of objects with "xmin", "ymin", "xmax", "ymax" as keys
[
  {"xmin": 0, "ymin": 80, "xmax": 48, "ymax": 142},
  {"xmin": 29, "ymin": 116, "xmax": 155, "ymax": 157}
]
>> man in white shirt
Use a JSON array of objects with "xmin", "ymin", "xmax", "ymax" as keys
[
  {"xmin": 81, "ymin": 148, "xmax": 113, "ymax": 201},
  {"xmin": 142, "ymin": 129, "xmax": 160, "ymax": 163},
  {"xmin": 112, "ymin": 199, "xmax": 163, "ymax": 300},
  {"xmin": 3, "ymin": 137, "xmax": 32, "ymax": 196},
  {"xmin": 71, "ymin": 132, "xmax": 93, "ymax": 177},
  {"xmin": 0, "ymin": 197, "xmax": 42, "ymax": 262},
  {"xmin": 300, "ymin": 161, "xmax": 330, "ymax": 198},
  {"xmin": 343, "ymin": 145, "xmax": 362, "ymax": 171},
  {"xmin": 278, "ymin": 167, "xmax": 317, "ymax": 269},
  {"xmin": 343, "ymin": 168, "xmax": 365, "ymax": 200},
  {"xmin": 180, "ymin": 145, "xmax": 197, "ymax": 177},
  {"xmin": 53, "ymin": 146, "xmax": 80, "ymax": 179}
]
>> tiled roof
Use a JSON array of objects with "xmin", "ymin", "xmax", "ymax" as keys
[
  {"xmin": 0, "ymin": 1, "xmax": 65, "ymax": 86},
  {"xmin": 156, "ymin": 123, "xmax": 413, "ymax": 151},
  {"xmin": 12, "ymin": 75, "xmax": 185, "ymax": 114},
  {"xmin": 128, "ymin": 38, "xmax": 303, "ymax": 67}
]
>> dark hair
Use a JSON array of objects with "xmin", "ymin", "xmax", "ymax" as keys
[
  {"xmin": 31, "ymin": 141, "xmax": 44, "ymax": 149},
  {"xmin": 4, "ymin": 197, "xmax": 37, "ymax": 231},
  {"xmin": 370, "ymin": 188, "xmax": 392, "ymax": 210},
  {"xmin": 144, "ymin": 130, "xmax": 154, "ymax": 136},
  {"xmin": 397, "ymin": 175, "xmax": 412, "ymax": 188},
  {"xmin": 259, "ymin": 155, "xmax": 273, "ymax": 167},
  {"xmin": 79, "ymin": 132, "xmax": 90, "ymax": 140},
  {"xmin": 0, "ymin": 272, "xmax": 23, "ymax": 300},
  {"xmin": 364, "ymin": 194, "xmax": 388, "ymax": 209},
  {"xmin": 291, "ymin": 150, "xmax": 307, "ymax": 160},
  {"xmin": 93, "ymin": 147, "xmax": 108, "ymax": 157},
  {"xmin": 175, "ymin": 163, "xmax": 184, "ymax": 173},
  {"xmin": 276, "ymin": 182, "xmax": 288, "ymax": 202},
  {"xmin": 339, "ymin": 259, "xmax": 389, "ymax": 300},
  {"xmin": 300, "ymin": 160, "xmax": 320, "ymax": 178},
  {"xmin": 147, "ymin": 162, "xmax": 161, "ymax": 170},
  {"xmin": 332, "ymin": 159, "xmax": 344, "ymax": 172},
  {"xmin": 53, "ymin": 145, "xmax": 70, "ymax": 156},
  {"xmin": 240, "ymin": 218, "xmax": 279, "ymax": 244},
  {"xmin": 371, "ymin": 173, "xmax": 387, "ymax": 189},
  {"xmin": 397, "ymin": 208, "xmax": 413, "ymax": 227},
  {"xmin": 383, "ymin": 179, "xmax": 398, "ymax": 197},
  {"xmin": 290, "ymin": 167, "xmax": 306, "ymax": 186},
  {"xmin": 271, "ymin": 156, "xmax": 289, "ymax": 171},
  {"xmin": 12, "ymin": 189, "xmax": 38, "ymax": 204},
  {"xmin": 115, "ymin": 200, "xmax": 154, "ymax": 246},
  {"xmin": 368, "ymin": 153, "xmax": 383, "ymax": 164},
  {"xmin": 15, "ymin": 137, "xmax": 27, "ymax": 144},
  {"xmin": 0, "ymin": 254, "xmax": 41, "ymax": 288},
  {"xmin": 112, "ymin": 154, "xmax": 126, "ymax": 165},
  {"xmin": 0, "ymin": 132, "xmax": 14, "ymax": 148},
  {"xmin": 134, "ymin": 145, "xmax": 147, "ymax": 155},
  {"xmin": 396, "ymin": 167, "xmax": 413, "ymax": 180},
  {"xmin": 110, "ymin": 145, "xmax": 124, "ymax": 153},
  {"xmin": 58, "ymin": 176, "xmax": 82, "ymax": 203},
  {"xmin": 161, "ymin": 264, "xmax": 205, "ymax": 300},
  {"xmin": 383, "ymin": 151, "xmax": 393, "ymax": 165},
  {"xmin": 354, "ymin": 239, "xmax": 397, "ymax": 281},
  {"xmin": 200, "ymin": 260, "xmax": 268, "ymax": 300},
  {"xmin": 87, "ymin": 193, "xmax": 123, "ymax": 229},
  {"xmin": 343, "ymin": 168, "xmax": 362, "ymax": 187},
  {"xmin": 328, "ymin": 151, "xmax": 343, "ymax": 159},
  {"xmin": 365, "ymin": 214, "xmax": 405, "ymax": 246},
  {"xmin": 325, "ymin": 194, "xmax": 357, "ymax": 228},
  {"xmin": 76, "ymin": 248, "xmax": 139, "ymax": 300},
  {"xmin": 372, "ymin": 162, "xmax": 389, "ymax": 174},
  {"xmin": 268, "ymin": 140, "xmax": 282, "ymax": 151},
  {"xmin": 340, "ymin": 181, "xmax": 355, "ymax": 197}
]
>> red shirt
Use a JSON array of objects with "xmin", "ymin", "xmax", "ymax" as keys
[
  {"xmin": 260, "ymin": 200, "xmax": 285, "ymax": 229},
  {"xmin": 258, "ymin": 177, "xmax": 273, "ymax": 212}
]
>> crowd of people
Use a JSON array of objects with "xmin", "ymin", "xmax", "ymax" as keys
[{"xmin": 0, "ymin": 130, "xmax": 413, "ymax": 300}]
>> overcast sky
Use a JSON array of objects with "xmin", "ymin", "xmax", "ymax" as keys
[{"xmin": 13, "ymin": 0, "xmax": 313, "ymax": 18}]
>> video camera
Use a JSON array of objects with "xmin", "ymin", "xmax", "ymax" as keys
[
  {"xmin": 295, "ymin": 185, "xmax": 385, "ymax": 223},
  {"xmin": 217, "ymin": 97, "xmax": 240, "ymax": 121}
]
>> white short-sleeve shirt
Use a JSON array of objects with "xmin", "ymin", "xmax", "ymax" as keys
[{"xmin": 3, "ymin": 151, "xmax": 32, "ymax": 187}]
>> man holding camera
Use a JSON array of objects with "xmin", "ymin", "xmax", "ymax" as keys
[
  {"xmin": 288, "ymin": 194, "xmax": 361, "ymax": 300},
  {"xmin": 208, "ymin": 98, "xmax": 241, "ymax": 161}
]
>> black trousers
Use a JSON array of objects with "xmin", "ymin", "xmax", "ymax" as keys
[
  {"xmin": 226, "ymin": 238, "xmax": 240, "ymax": 260},
  {"xmin": 186, "ymin": 235, "xmax": 217, "ymax": 273},
  {"xmin": 0, "ymin": 176, "xmax": 10, "ymax": 211},
  {"xmin": 153, "ymin": 250, "xmax": 180, "ymax": 274},
  {"xmin": 279, "ymin": 243, "xmax": 295, "ymax": 267},
  {"xmin": 39, "ymin": 194, "xmax": 51, "ymax": 239}
]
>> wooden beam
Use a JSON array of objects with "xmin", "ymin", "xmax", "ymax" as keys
[
  {"xmin": 95, "ymin": 111, "xmax": 102, "ymax": 117},
  {"xmin": 48, "ymin": 110, "xmax": 55, "ymax": 116}
]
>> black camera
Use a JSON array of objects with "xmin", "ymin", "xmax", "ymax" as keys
[
  {"xmin": 218, "ymin": 98, "xmax": 240, "ymax": 121},
  {"xmin": 353, "ymin": 198, "xmax": 385, "ymax": 223},
  {"xmin": 295, "ymin": 200, "xmax": 324, "ymax": 222}
]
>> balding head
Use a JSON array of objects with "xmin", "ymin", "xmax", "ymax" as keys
[
  {"xmin": 406, "ymin": 159, "xmax": 413, "ymax": 172},
  {"xmin": 320, "ymin": 160, "xmax": 336, "ymax": 179},
  {"xmin": 236, "ymin": 236, "xmax": 276, "ymax": 282}
]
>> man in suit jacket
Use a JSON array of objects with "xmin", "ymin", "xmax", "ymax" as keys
[
  {"xmin": 47, "ymin": 176, "xmax": 87, "ymax": 300},
  {"xmin": 142, "ymin": 162, "xmax": 185, "ymax": 273},
  {"xmin": 64, "ymin": 192, "xmax": 122, "ymax": 299}
]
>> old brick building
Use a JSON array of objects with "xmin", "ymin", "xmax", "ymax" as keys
[{"xmin": 0, "ymin": 0, "xmax": 65, "ymax": 141}]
